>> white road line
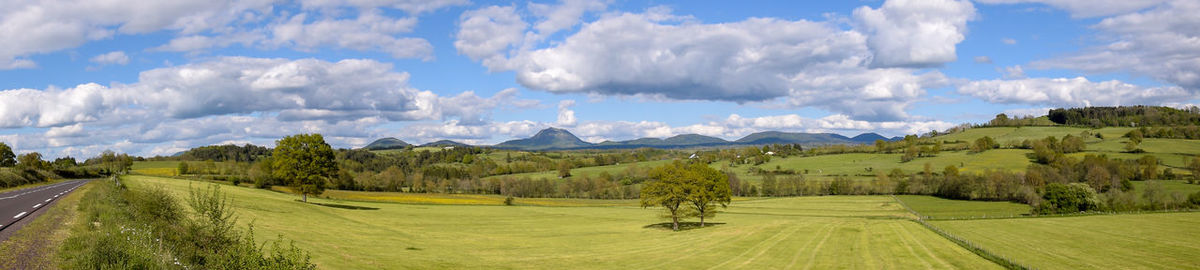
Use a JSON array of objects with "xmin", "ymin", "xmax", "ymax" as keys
[
  {"xmin": 32, "ymin": 203, "xmax": 42, "ymax": 208},
  {"xmin": 45, "ymin": 198, "xmax": 51, "ymax": 202},
  {"xmin": 14, "ymin": 212, "xmax": 27, "ymax": 219}
]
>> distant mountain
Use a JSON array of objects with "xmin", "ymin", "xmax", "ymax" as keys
[
  {"xmin": 849, "ymin": 133, "xmax": 890, "ymax": 143},
  {"xmin": 493, "ymin": 128, "xmax": 593, "ymax": 150},
  {"xmin": 594, "ymin": 134, "xmax": 730, "ymax": 149},
  {"xmin": 734, "ymin": 131, "xmax": 853, "ymax": 145},
  {"xmin": 420, "ymin": 140, "xmax": 470, "ymax": 147},
  {"xmin": 489, "ymin": 128, "xmax": 898, "ymax": 151},
  {"xmin": 364, "ymin": 137, "xmax": 411, "ymax": 150}
]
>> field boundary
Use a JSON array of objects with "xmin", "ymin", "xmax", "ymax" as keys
[
  {"xmin": 926, "ymin": 208, "xmax": 1200, "ymax": 221},
  {"xmin": 892, "ymin": 195, "xmax": 1030, "ymax": 270}
]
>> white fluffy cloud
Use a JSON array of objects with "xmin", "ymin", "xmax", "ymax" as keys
[
  {"xmin": 0, "ymin": 0, "xmax": 276, "ymax": 69},
  {"xmin": 854, "ymin": 0, "xmax": 976, "ymax": 68},
  {"xmin": 454, "ymin": 5, "xmax": 528, "ymax": 69},
  {"xmin": 975, "ymin": 0, "xmax": 1170, "ymax": 18},
  {"xmin": 297, "ymin": 0, "xmax": 468, "ymax": 14},
  {"xmin": 1032, "ymin": 1, "xmax": 1200, "ymax": 92},
  {"xmin": 0, "ymin": 57, "xmax": 534, "ymax": 156},
  {"xmin": 269, "ymin": 10, "xmax": 432, "ymax": 60},
  {"xmin": 89, "ymin": 51, "xmax": 130, "ymax": 66},
  {"xmin": 2, "ymin": 0, "xmax": 446, "ymax": 67},
  {"xmin": 556, "ymin": 100, "xmax": 577, "ymax": 126},
  {"xmin": 455, "ymin": 0, "xmax": 971, "ymax": 121},
  {"xmin": 958, "ymin": 77, "xmax": 1191, "ymax": 107}
]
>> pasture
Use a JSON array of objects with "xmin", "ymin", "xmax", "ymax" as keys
[
  {"xmin": 895, "ymin": 195, "xmax": 1032, "ymax": 219},
  {"xmin": 932, "ymin": 213, "xmax": 1200, "ymax": 269},
  {"xmin": 747, "ymin": 149, "xmax": 1032, "ymax": 177},
  {"xmin": 483, "ymin": 159, "xmax": 674, "ymax": 181},
  {"xmin": 124, "ymin": 175, "xmax": 999, "ymax": 269},
  {"xmin": 129, "ymin": 160, "xmax": 179, "ymax": 176}
]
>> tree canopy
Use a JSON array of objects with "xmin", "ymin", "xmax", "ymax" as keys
[
  {"xmin": 0, "ymin": 142, "xmax": 14, "ymax": 167},
  {"xmin": 641, "ymin": 161, "xmax": 732, "ymax": 231},
  {"xmin": 272, "ymin": 134, "xmax": 337, "ymax": 202}
]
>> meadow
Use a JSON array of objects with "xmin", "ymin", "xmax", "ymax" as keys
[
  {"xmin": 482, "ymin": 159, "xmax": 674, "ymax": 181},
  {"xmin": 894, "ymin": 195, "xmax": 1032, "ymax": 220},
  {"xmin": 124, "ymin": 175, "xmax": 999, "ymax": 269},
  {"xmin": 932, "ymin": 213, "xmax": 1200, "ymax": 269}
]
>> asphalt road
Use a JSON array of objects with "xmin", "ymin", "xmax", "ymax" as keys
[{"xmin": 0, "ymin": 180, "xmax": 89, "ymax": 234}]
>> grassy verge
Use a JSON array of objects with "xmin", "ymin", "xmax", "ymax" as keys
[
  {"xmin": 0, "ymin": 181, "xmax": 93, "ymax": 269},
  {"xmin": 57, "ymin": 176, "xmax": 315, "ymax": 269}
]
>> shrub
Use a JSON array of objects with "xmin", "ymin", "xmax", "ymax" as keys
[
  {"xmin": 1035, "ymin": 183, "xmax": 1100, "ymax": 215},
  {"xmin": 504, "ymin": 196, "xmax": 515, "ymax": 206}
]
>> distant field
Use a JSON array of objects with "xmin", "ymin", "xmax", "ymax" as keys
[
  {"xmin": 130, "ymin": 160, "xmax": 178, "ymax": 176},
  {"xmin": 895, "ymin": 195, "xmax": 1031, "ymax": 219},
  {"xmin": 124, "ymin": 175, "xmax": 999, "ymax": 269},
  {"xmin": 932, "ymin": 213, "xmax": 1200, "ymax": 269},
  {"xmin": 321, "ymin": 189, "xmax": 641, "ymax": 207},
  {"xmin": 750, "ymin": 149, "xmax": 1031, "ymax": 177},
  {"xmin": 937, "ymin": 126, "xmax": 1092, "ymax": 143},
  {"xmin": 1130, "ymin": 180, "xmax": 1200, "ymax": 195},
  {"xmin": 484, "ymin": 159, "xmax": 675, "ymax": 181}
]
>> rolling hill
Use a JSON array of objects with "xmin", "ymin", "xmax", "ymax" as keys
[
  {"xmin": 493, "ymin": 128, "xmax": 593, "ymax": 150},
  {"xmin": 364, "ymin": 137, "xmax": 411, "ymax": 150},
  {"xmin": 419, "ymin": 140, "xmax": 470, "ymax": 147}
]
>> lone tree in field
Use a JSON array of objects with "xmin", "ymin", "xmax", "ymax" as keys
[
  {"xmin": 685, "ymin": 162, "xmax": 731, "ymax": 227},
  {"xmin": 641, "ymin": 162, "xmax": 690, "ymax": 231},
  {"xmin": 641, "ymin": 161, "xmax": 732, "ymax": 231},
  {"xmin": 273, "ymin": 134, "xmax": 337, "ymax": 203}
]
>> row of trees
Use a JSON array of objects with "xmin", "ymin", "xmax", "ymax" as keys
[
  {"xmin": 0, "ymin": 142, "xmax": 121, "ymax": 188},
  {"xmin": 1048, "ymin": 106, "xmax": 1200, "ymax": 127}
]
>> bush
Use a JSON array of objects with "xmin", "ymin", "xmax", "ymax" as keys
[
  {"xmin": 1189, "ymin": 191, "xmax": 1200, "ymax": 206},
  {"xmin": 1035, "ymin": 183, "xmax": 1100, "ymax": 215},
  {"xmin": 504, "ymin": 196, "xmax": 515, "ymax": 206}
]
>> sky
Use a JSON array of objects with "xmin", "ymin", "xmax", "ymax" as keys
[{"xmin": 0, "ymin": 0, "xmax": 1198, "ymax": 158}]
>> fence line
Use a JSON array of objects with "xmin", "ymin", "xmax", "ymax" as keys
[{"xmin": 892, "ymin": 195, "xmax": 1032, "ymax": 270}]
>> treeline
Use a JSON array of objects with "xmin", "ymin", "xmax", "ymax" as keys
[
  {"xmin": 179, "ymin": 144, "xmax": 272, "ymax": 162},
  {"xmin": 0, "ymin": 143, "xmax": 124, "ymax": 188},
  {"xmin": 984, "ymin": 113, "xmax": 1052, "ymax": 127},
  {"xmin": 61, "ymin": 179, "xmax": 314, "ymax": 269},
  {"xmin": 1127, "ymin": 126, "xmax": 1200, "ymax": 140},
  {"xmin": 1048, "ymin": 106, "xmax": 1200, "ymax": 127}
]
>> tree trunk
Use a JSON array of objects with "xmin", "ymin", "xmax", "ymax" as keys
[
  {"xmin": 671, "ymin": 214, "xmax": 679, "ymax": 231},
  {"xmin": 699, "ymin": 209, "xmax": 705, "ymax": 227},
  {"xmin": 302, "ymin": 193, "xmax": 307, "ymax": 203}
]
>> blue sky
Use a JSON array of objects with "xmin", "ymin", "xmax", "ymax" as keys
[{"xmin": 0, "ymin": 0, "xmax": 1197, "ymax": 158}]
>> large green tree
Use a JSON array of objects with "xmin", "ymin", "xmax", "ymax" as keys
[
  {"xmin": 641, "ymin": 162, "xmax": 690, "ymax": 231},
  {"xmin": 0, "ymin": 142, "xmax": 15, "ymax": 167},
  {"xmin": 684, "ymin": 163, "xmax": 731, "ymax": 227},
  {"xmin": 272, "ymin": 134, "xmax": 337, "ymax": 202},
  {"xmin": 17, "ymin": 152, "xmax": 46, "ymax": 170},
  {"xmin": 641, "ymin": 161, "xmax": 733, "ymax": 231}
]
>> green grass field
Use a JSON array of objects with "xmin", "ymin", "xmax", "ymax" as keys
[
  {"xmin": 124, "ymin": 175, "xmax": 999, "ymax": 269},
  {"xmin": 932, "ymin": 213, "xmax": 1200, "ymax": 269},
  {"xmin": 895, "ymin": 195, "xmax": 1032, "ymax": 219},
  {"xmin": 130, "ymin": 160, "xmax": 179, "ymax": 176},
  {"xmin": 1131, "ymin": 180, "xmax": 1200, "ymax": 195},
  {"xmin": 748, "ymin": 149, "xmax": 1032, "ymax": 177},
  {"xmin": 484, "ymin": 159, "xmax": 675, "ymax": 181}
]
